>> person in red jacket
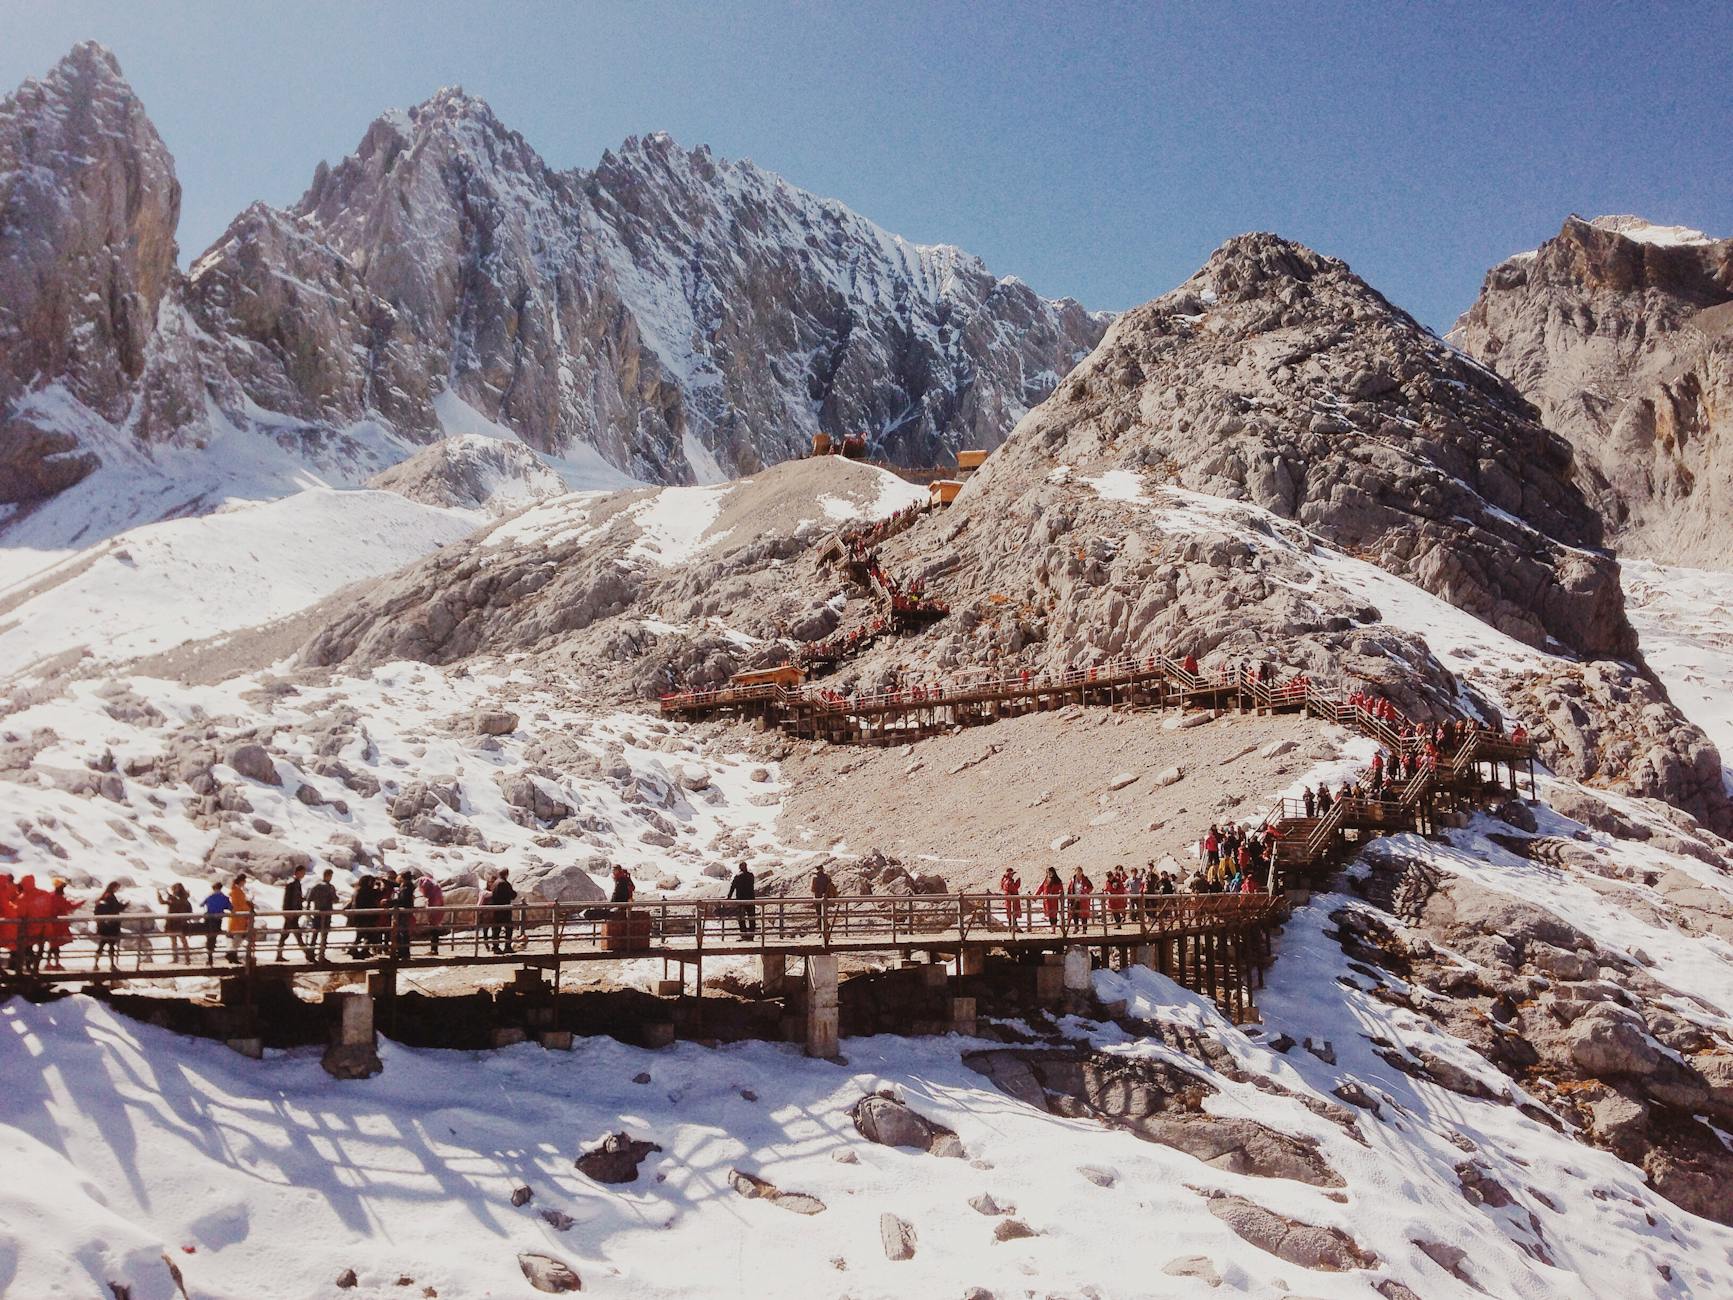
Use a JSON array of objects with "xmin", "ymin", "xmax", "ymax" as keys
[
  {"xmin": 1105, "ymin": 867, "xmax": 1128, "ymax": 923},
  {"xmin": 1000, "ymin": 868, "xmax": 1023, "ymax": 933},
  {"xmin": 0, "ymin": 873, "xmax": 17, "ymax": 959},
  {"xmin": 47, "ymin": 879, "xmax": 77, "ymax": 971},
  {"xmin": 1035, "ymin": 868, "xmax": 1063, "ymax": 929},
  {"xmin": 13, "ymin": 875, "xmax": 55, "ymax": 975},
  {"xmin": 1067, "ymin": 867, "xmax": 1094, "ymax": 925}
]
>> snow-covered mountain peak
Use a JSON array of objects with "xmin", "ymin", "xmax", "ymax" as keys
[{"xmin": 1587, "ymin": 213, "xmax": 1719, "ymax": 248}]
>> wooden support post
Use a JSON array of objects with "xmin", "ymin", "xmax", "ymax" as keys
[{"xmin": 805, "ymin": 954, "xmax": 839, "ymax": 1059}]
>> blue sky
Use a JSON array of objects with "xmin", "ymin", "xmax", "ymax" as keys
[{"xmin": 3, "ymin": 1, "xmax": 1727, "ymax": 330}]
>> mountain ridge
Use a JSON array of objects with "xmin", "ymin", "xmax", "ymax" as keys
[{"xmin": 0, "ymin": 44, "xmax": 1105, "ymax": 539}]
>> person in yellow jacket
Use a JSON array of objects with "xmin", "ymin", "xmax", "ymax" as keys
[{"xmin": 225, "ymin": 874, "xmax": 253, "ymax": 963}]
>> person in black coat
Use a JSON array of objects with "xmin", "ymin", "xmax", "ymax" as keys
[
  {"xmin": 93, "ymin": 882, "xmax": 125, "ymax": 970},
  {"xmin": 390, "ymin": 870, "xmax": 416, "ymax": 961},
  {"xmin": 485, "ymin": 870, "xmax": 517, "ymax": 954},
  {"xmin": 726, "ymin": 862, "xmax": 756, "ymax": 938},
  {"xmin": 347, "ymin": 876, "xmax": 383, "ymax": 958}
]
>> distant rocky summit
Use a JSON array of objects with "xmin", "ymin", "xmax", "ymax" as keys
[
  {"xmin": 0, "ymin": 43, "xmax": 1104, "ymax": 511},
  {"xmin": 1452, "ymin": 214, "xmax": 1733, "ymax": 570}
]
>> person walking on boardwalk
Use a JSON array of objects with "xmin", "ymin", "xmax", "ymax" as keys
[
  {"xmin": 418, "ymin": 876, "xmax": 447, "ymax": 956},
  {"xmin": 485, "ymin": 870, "xmax": 517, "ymax": 954},
  {"xmin": 226, "ymin": 874, "xmax": 254, "ymax": 963},
  {"xmin": 93, "ymin": 882, "xmax": 125, "ymax": 970},
  {"xmin": 1105, "ymin": 867, "xmax": 1128, "ymax": 924},
  {"xmin": 159, "ymin": 882, "xmax": 193, "ymax": 964},
  {"xmin": 610, "ymin": 864, "xmax": 636, "ymax": 904},
  {"xmin": 1036, "ymin": 867, "xmax": 1063, "ymax": 929},
  {"xmin": 199, "ymin": 880, "xmax": 232, "ymax": 965},
  {"xmin": 46, "ymin": 879, "xmax": 76, "ymax": 971},
  {"xmin": 727, "ymin": 861, "xmax": 757, "ymax": 939},
  {"xmin": 348, "ymin": 875, "xmax": 383, "ymax": 958},
  {"xmin": 1067, "ymin": 867, "xmax": 1093, "ymax": 926},
  {"xmin": 811, "ymin": 863, "xmax": 838, "ymax": 943},
  {"xmin": 276, "ymin": 864, "xmax": 311, "ymax": 962},
  {"xmin": 12, "ymin": 876, "xmax": 53, "ymax": 975},
  {"xmin": 389, "ymin": 870, "xmax": 416, "ymax": 961},
  {"xmin": 1303, "ymin": 787, "xmax": 1316, "ymax": 819},
  {"xmin": 1000, "ymin": 867, "xmax": 1023, "ymax": 932},
  {"xmin": 306, "ymin": 869, "xmax": 338, "ymax": 961}
]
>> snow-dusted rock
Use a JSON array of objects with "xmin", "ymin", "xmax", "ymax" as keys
[{"xmin": 879, "ymin": 1213, "xmax": 917, "ymax": 1261}]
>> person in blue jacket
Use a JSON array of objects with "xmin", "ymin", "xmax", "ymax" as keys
[{"xmin": 199, "ymin": 880, "xmax": 232, "ymax": 965}]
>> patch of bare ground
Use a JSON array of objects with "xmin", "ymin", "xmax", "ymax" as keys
[{"xmin": 777, "ymin": 706, "xmax": 1326, "ymax": 888}]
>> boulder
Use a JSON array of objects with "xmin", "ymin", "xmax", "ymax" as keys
[
  {"xmin": 1205, "ymin": 1193, "xmax": 1378, "ymax": 1271},
  {"xmin": 474, "ymin": 709, "xmax": 519, "ymax": 736},
  {"xmin": 1152, "ymin": 765, "xmax": 1185, "ymax": 787},
  {"xmin": 879, "ymin": 1213, "xmax": 918, "ymax": 1261},
  {"xmin": 523, "ymin": 863, "xmax": 607, "ymax": 905},
  {"xmin": 1567, "ymin": 1003, "xmax": 1667, "ymax": 1078},
  {"xmin": 992, "ymin": 1219, "xmax": 1037, "ymax": 1242},
  {"xmin": 1163, "ymin": 1256, "xmax": 1222, "ymax": 1287},
  {"xmin": 852, "ymin": 1095, "xmax": 936, "ymax": 1149},
  {"xmin": 226, "ymin": 743, "xmax": 280, "ymax": 786},
  {"xmin": 204, "ymin": 832, "xmax": 312, "ymax": 884},
  {"xmin": 575, "ymin": 1132, "xmax": 661, "ymax": 1184},
  {"xmin": 727, "ymin": 1168, "xmax": 826, "ymax": 1215},
  {"xmin": 517, "ymin": 1253, "xmax": 582, "ymax": 1293}
]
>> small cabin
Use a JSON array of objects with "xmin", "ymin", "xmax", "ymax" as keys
[
  {"xmin": 811, "ymin": 432, "xmax": 833, "ymax": 456},
  {"xmin": 731, "ymin": 664, "xmax": 804, "ymax": 689},
  {"xmin": 956, "ymin": 449, "xmax": 989, "ymax": 473},
  {"xmin": 929, "ymin": 479, "xmax": 964, "ymax": 506}
]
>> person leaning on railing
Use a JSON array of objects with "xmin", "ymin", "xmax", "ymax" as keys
[{"xmin": 159, "ymin": 882, "xmax": 193, "ymax": 964}]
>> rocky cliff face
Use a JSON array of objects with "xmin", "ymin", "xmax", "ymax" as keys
[
  {"xmin": 963, "ymin": 232, "xmax": 1633, "ymax": 661},
  {"xmin": 0, "ymin": 42, "xmax": 184, "ymax": 501},
  {"xmin": 0, "ymin": 46, "xmax": 1104, "ymax": 516},
  {"xmin": 1451, "ymin": 215, "xmax": 1733, "ymax": 569}
]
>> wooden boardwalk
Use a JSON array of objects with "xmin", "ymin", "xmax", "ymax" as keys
[{"xmin": 4, "ymin": 893, "xmax": 1283, "ymax": 1022}]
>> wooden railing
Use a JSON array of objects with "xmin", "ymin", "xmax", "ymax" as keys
[{"xmin": 2, "ymin": 891, "xmax": 1284, "ymax": 983}]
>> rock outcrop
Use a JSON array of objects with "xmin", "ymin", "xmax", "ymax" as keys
[
  {"xmin": 1452, "ymin": 214, "xmax": 1733, "ymax": 569},
  {"xmin": 0, "ymin": 43, "xmax": 189, "ymax": 502},
  {"xmin": 962, "ymin": 232, "xmax": 1632, "ymax": 660}
]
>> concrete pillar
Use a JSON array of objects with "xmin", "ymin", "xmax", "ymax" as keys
[
  {"xmin": 805, "ymin": 954, "xmax": 839, "ymax": 1059},
  {"xmin": 1134, "ymin": 943, "xmax": 1158, "ymax": 971},
  {"xmin": 761, "ymin": 953, "xmax": 788, "ymax": 998},
  {"xmin": 956, "ymin": 947, "xmax": 985, "ymax": 978},
  {"xmin": 951, "ymin": 996, "xmax": 977, "ymax": 1036},
  {"xmin": 1063, "ymin": 946, "xmax": 1092, "ymax": 1015},
  {"xmin": 1034, "ymin": 963, "xmax": 1064, "ymax": 1008},
  {"xmin": 321, "ymin": 989, "xmax": 382, "ymax": 1079}
]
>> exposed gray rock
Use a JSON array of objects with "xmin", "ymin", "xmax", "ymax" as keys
[
  {"xmin": 226, "ymin": 743, "xmax": 280, "ymax": 786},
  {"xmin": 574, "ymin": 1132, "xmax": 661, "ymax": 1184},
  {"xmin": 727, "ymin": 1168, "xmax": 826, "ymax": 1215},
  {"xmin": 472, "ymin": 708, "xmax": 519, "ymax": 736},
  {"xmin": 879, "ymin": 1213, "xmax": 918, "ymax": 1261},
  {"xmin": 1204, "ymin": 1192, "xmax": 1378, "ymax": 1271},
  {"xmin": 517, "ymin": 1253, "xmax": 582, "ymax": 1293},
  {"xmin": 1162, "ymin": 1256, "xmax": 1222, "ymax": 1287},
  {"xmin": 965, "ymin": 1048, "xmax": 1343, "ymax": 1187}
]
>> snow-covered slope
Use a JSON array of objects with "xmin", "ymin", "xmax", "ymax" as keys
[{"xmin": 0, "ymin": 489, "xmax": 483, "ymax": 679}]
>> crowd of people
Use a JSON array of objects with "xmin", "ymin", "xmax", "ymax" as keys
[{"xmin": 0, "ymin": 865, "xmax": 468, "ymax": 972}]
